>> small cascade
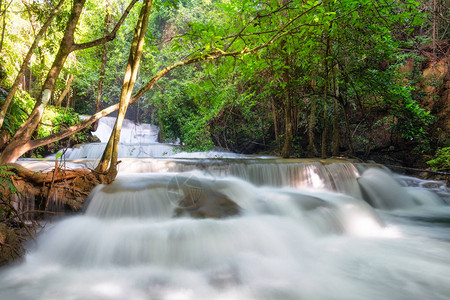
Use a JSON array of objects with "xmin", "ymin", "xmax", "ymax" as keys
[
  {"xmin": 358, "ymin": 168, "xmax": 446, "ymax": 209},
  {"xmin": 115, "ymin": 158, "xmax": 362, "ymax": 195},
  {"xmin": 62, "ymin": 142, "xmax": 176, "ymax": 159},
  {"xmin": 53, "ymin": 117, "xmax": 177, "ymax": 159},
  {"xmin": 6, "ymin": 117, "xmax": 450, "ymax": 299},
  {"xmin": 18, "ymin": 155, "xmax": 448, "ymax": 211},
  {"xmin": 92, "ymin": 116, "xmax": 159, "ymax": 144},
  {"xmin": 1, "ymin": 171, "xmax": 450, "ymax": 300}
]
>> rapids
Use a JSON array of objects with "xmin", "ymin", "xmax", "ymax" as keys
[{"xmin": 2, "ymin": 117, "xmax": 450, "ymax": 300}]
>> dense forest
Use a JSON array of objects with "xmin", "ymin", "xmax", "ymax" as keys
[{"xmin": 0, "ymin": 0, "xmax": 448, "ymax": 168}]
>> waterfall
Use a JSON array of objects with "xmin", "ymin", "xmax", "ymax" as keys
[
  {"xmin": 5, "ymin": 119, "xmax": 450, "ymax": 300},
  {"xmin": 53, "ymin": 117, "xmax": 176, "ymax": 159}
]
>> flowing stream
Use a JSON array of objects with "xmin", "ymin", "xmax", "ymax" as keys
[{"xmin": 2, "ymin": 117, "xmax": 450, "ymax": 300}]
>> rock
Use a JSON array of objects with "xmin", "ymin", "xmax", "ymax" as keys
[{"xmin": 174, "ymin": 186, "xmax": 240, "ymax": 219}]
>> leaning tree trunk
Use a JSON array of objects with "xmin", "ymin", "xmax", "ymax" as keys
[
  {"xmin": 56, "ymin": 74, "xmax": 75, "ymax": 106},
  {"xmin": 0, "ymin": 0, "xmax": 137, "ymax": 163},
  {"xmin": 0, "ymin": 0, "xmax": 12, "ymax": 53},
  {"xmin": 95, "ymin": 0, "xmax": 153, "ymax": 182},
  {"xmin": 0, "ymin": 0, "xmax": 66, "ymax": 130},
  {"xmin": 0, "ymin": 0, "xmax": 84, "ymax": 163}
]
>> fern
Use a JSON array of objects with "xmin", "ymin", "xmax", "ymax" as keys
[{"xmin": 0, "ymin": 166, "xmax": 20, "ymax": 197}]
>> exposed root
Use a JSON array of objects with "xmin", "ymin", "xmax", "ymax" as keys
[{"xmin": 0, "ymin": 164, "xmax": 105, "ymax": 265}]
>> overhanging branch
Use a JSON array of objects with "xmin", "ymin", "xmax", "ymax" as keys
[
  {"xmin": 26, "ymin": 1, "xmax": 327, "ymax": 151},
  {"xmin": 72, "ymin": 0, "xmax": 138, "ymax": 51}
]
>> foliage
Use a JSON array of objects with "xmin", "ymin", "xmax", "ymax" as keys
[
  {"xmin": 0, "ymin": 0, "xmax": 445, "ymax": 162},
  {"xmin": 1, "ymin": 90, "xmax": 35, "ymax": 135},
  {"xmin": 427, "ymin": 147, "xmax": 450, "ymax": 171},
  {"xmin": 0, "ymin": 88, "xmax": 88, "ymax": 157},
  {"xmin": 0, "ymin": 165, "xmax": 23, "ymax": 222},
  {"xmin": 0, "ymin": 166, "xmax": 19, "ymax": 198}
]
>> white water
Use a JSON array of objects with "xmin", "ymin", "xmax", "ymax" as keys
[
  {"xmin": 4, "ymin": 118, "xmax": 450, "ymax": 299},
  {"xmin": 53, "ymin": 117, "xmax": 176, "ymax": 159}
]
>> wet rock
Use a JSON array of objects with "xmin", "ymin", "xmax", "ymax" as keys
[{"xmin": 174, "ymin": 186, "xmax": 240, "ymax": 219}]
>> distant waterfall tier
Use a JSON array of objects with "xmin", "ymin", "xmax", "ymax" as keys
[
  {"xmin": 62, "ymin": 142, "xmax": 177, "ymax": 159},
  {"xmin": 49, "ymin": 116, "xmax": 180, "ymax": 159},
  {"xmin": 91, "ymin": 116, "xmax": 160, "ymax": 144}
]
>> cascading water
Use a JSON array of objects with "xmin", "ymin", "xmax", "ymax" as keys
[
  {"xmin": 58, "ymin": 117, "xmax": 177, "ymax": 159},
  {"xmin": 4, "ymin": 117, "xmax": 450, "ymax": 299}
]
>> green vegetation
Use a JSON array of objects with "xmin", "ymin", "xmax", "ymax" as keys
[
  {"xmin": 427, "ymin": 147, "xmax": 450, "ymax": 171},
  {"xmin": 0, "ymin": 0, "xmax": 447, "ymax": 165},
  {"xmin": 0, "ymin": 88, "xmax": 90, "ymax": 158}
]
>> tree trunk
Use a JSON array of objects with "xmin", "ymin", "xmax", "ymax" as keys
[
  {"xmin": 278, "ymin": 0, "xmax": 292, "ymax": 158},
  {"xmin": 0, "ymin": 0, "xmax": 85, "ymax": 163},
  {"xmin": 432, "ymin": 0, "xmax": 437, "ymax": 62},
  {"xmin": 0, "ymin": 0, "xmax": 12, "ymax": 53},
  {"xmin": 0, "ymin": 0, "xmax": 137, "ymax": 163},
  {"xmin": 307, "ymin": 99, "xmax": 319, "ymax": 156},
  {"xmin": 339, "ymin": 99, "xmax": 354, "ymax": 154},
  {"xmin": 56, "ymin": 74, "xmax": 75, "ymax": 106},
  {"xmin": 0, "ymin": 0, "xmax": 84, "ymax": 163},
  {"xmin": 271, "ymin": 96, "xmax": 279, "ymax": 148},
  {"xmin": 95, "ymin": 0, "xmax": 153, "ymax": 182},
  {"xmin": 331, "ymin": 72, "xmax": 339, "ymax": 156},
  {"xmin": 321, "ymin": 24, "xmax": 331, "ymax": 159},
  {"xmin": 280, "ymin": 89, "xmax": 292, "ymax": 158},
  {"xmin": 0, "ymin": 3, "xmax": 5, "ymax": 53},
  {"xmin": 321, "ymin": 93, "xmax": 327, "ymax": 159},
  {"xmin": 0, "ymin": 0, "xmax": 66, "ymax": 129}
]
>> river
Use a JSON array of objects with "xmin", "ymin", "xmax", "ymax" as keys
[{"xmin": 1, "ymin": 117, "xmax": 449, "ymax": 300}]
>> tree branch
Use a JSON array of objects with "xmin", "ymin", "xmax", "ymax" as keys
[
  {"xmin": 72, "ymin": 0, "xmax": 138, "ymax": 51},
  {"xmin": 23, "ymin": 1, "xmax": 327, "ymax": 152}
]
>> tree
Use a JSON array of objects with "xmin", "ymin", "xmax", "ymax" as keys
[
  {"xmin": 95, "ymin": 0, "xmax": 153, "ymax": 181},
  {"xmin": 15, "ymin": 1, "xmax": 328, "ymax": 164},
  {"xmin": 0, "ymin": 0, "xmax": 138, "ymax": 163},
  {"xmin": 0, "ymin": 0, "xmax": 66, "ymax": 129}
]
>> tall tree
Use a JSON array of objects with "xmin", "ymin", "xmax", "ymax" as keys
[{"xmin": 96, "ymin": 0, "xmax": 153, "ymax": 181}]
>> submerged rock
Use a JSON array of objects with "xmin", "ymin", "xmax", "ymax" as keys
[{"xmin": 175, "ymin": 186, "xmax": 240, "ymax": 219}]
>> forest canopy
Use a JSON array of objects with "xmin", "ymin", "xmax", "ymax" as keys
[{"xmin": 0, "ymin": 0, "xmax": 448, "ymax": 169}]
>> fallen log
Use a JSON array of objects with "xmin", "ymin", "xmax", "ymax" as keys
[{"xmin": 5, "ymin": 163, "xmax": 94, "ymax": 184}]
